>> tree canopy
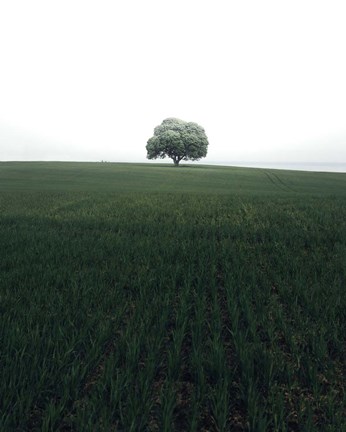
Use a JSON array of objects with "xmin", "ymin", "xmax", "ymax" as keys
[{"xmin": 146, "ymin": 118, "xmax": 209, "ymax": 165}]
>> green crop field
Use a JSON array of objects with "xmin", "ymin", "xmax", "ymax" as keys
[{"xmin": 1, "ymin": 162, "xmax": 345, "ymax": 431}]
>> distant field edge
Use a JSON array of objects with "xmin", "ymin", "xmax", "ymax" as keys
[
  {"xmin": 0, "ymin": 161, "xmax": 345, "ymax": 196},
  {"xmin": 1, "ymin": 160, "xmax": 346, "ymax": 174}
]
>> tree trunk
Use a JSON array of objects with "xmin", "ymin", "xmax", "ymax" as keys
[{"xmin": 173, "ymin": 157, "xmax": 180, "ymax": 166}]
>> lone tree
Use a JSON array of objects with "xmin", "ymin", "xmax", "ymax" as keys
[{"xmin": 146, "ymin": 118, "xmax": 209, "ymax": 166}]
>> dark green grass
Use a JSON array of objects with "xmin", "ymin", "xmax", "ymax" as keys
[
  {"xmin": 0, "ymin": 162, "xmax": 345, "ymax": 431},
  {"xmin": 0, "ymin": 161, "xmax": 345, "ymax": 195}
]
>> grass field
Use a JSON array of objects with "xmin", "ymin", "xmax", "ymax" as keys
[{"xmin": 1, "ymin": 162, "xmax": 345, "ymax": 431}]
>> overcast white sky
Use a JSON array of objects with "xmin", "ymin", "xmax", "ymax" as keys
[{"xmin": 0, "ymin": 0, "xmax": 345, "ymax": 165}]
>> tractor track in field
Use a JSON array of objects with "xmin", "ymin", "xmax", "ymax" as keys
[
  {"xmin": 263, "ymin": 170, "xmax": 297, "ymax": 193},
  {"xmin": 56, "ymin": 303, "xmax": 135, "ymax": 432},
  {"xmin": 173, "ymin": 286, "xmax": 213, "ymax": 432},
  {"xmin": 147, "ymin": 294, "xmax": 180, "ymax": 431},
  {"xmin": 216, "ymin": 283, "xmax": 246, "ymax": 431}
]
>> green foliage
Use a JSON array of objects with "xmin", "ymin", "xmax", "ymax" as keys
[
  {"xmin": 146, "ymin": 117, "xmax": 209, "ymax": 165},
  {"xmin": 0, "ymin": 162, "xmax": 345, "ymax": 430}
]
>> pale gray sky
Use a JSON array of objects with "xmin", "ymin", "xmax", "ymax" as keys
[{"xmin": 1, "ymin": 0, "xmax": 346, "ymax": 165}]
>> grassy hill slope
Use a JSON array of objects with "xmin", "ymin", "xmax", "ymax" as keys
[{"xmin": 0, "ymin": 161, "xmax": 345, "ymax": 195}]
